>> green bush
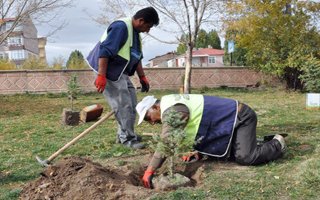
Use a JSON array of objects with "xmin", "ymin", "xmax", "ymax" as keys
[
  {"xmin": 0, "ymin": 58, "xmax": 16, "ymax": 70},
  {"xmin": 299, "ymin": 56, "xmax": 320, "ymax": 92}
]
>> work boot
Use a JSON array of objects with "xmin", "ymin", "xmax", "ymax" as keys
[
  {"xmin": 273, "ymin": 134, "xmax": 286, "ymax": 153},
  {"xmin": 116, "ymin": 135, "xmax": 142, "ymax": 143},
  {"xmin": 123, "ymin": 140, "xmax": 145, "ymax": 149}
]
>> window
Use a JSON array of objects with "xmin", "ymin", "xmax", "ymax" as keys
[
  {"xmin": 208, "ymin": 56, "xmax": 216, "ymax": 64},
  {"xmin": 10, "ymin": 50, "xmax": 25, "ymax": 60},
  {"xmin": 0, "ymin": 53, "xmax": 9, "ymax": 59},
  {"xmin": 8, "ymin": 36, "xmax": 23, "ymax": 46},
  {"xmin": 0, "ymin": 24, "xmax": 6, "ymax": 32},
  {"xmin": 5, "ymin": 22, "xmax": 13, "ymax": 31}
]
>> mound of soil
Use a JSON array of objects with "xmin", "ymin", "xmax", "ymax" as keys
[
  {"xmin": 20, "ymin": 155, "xmax": 213, "ymax": 199},
  {"xmin": 20, "ymin": 156, "xmax": 144, "ymax": 200}
]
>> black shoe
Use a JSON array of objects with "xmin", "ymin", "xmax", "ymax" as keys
[
  {"xmin": 116, "ymin": 135, "xmax": 142, "ymax": 143},
  {"xmin": 136, "ymin": 135, "xmax": 142, "ymax": 142},
  {"xmin": 273, "ymin": 134, "xmax": 286, "ymax": 153},
  {"xmin": 264, "ymin": 133, "xmax": 288, "ymax": 142},
  {"xmin": 123, "ymin": 140, "xmax": 145, "ymax": 149}
]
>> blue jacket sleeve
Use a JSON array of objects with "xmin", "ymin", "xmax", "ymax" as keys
[{"xmin": 99, "ymin": 21, "xmax": 128, "ymax": 58}]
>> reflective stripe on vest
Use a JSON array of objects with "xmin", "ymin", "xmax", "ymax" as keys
[{"xmin": 160, "ymin": 94, "xmax": 204, "ymax": 145}]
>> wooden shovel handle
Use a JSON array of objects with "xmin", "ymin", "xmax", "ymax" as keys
[{"xmin": 47, "ymin": 111, "xmax": 114, "ymax": 162}]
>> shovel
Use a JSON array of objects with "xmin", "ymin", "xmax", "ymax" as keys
[{"xmin": 36, "ymin": 111, "xmax": 114, "ymax": 167}]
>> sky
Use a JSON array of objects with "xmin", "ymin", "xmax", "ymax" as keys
[{"xmin": 37, "ymin": 0, "xmax": 177, "ymax": 66}]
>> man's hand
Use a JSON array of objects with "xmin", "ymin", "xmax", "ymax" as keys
[
  {"xmin": 142, "ymin": 169, "xmax": 154, "ymax": 189},
  {"xmin": 95, "ymin": 74, "xmax": 106, "ymax": 93},
  {"xmin": 182, "ymin": 151, "xmax": 202, "ymax": 163},
  {"xmin": 139, "ymin": 75, "xmax": 150, "ymax": 92}
]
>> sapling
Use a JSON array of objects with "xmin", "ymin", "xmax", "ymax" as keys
[
  {"xmin": 151, "ymin": 109, "xmax": 193, "ymax": 178},
  {"xmin": 67, "ymin": 74, "xmax": 81, "ymax": 111}
]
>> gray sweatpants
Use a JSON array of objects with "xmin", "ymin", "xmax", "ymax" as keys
[
  {"xmin": 231, "ymin": 104, "xmax": 283, "ymax": 165},
  {"xmin": 103, "ymin": 74, "xmax": 138, "ymax": 143}
]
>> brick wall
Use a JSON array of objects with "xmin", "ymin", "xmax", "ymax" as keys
[{"xmin": 0, "ymin": 67, "xmax": 268, "ymax": 95}]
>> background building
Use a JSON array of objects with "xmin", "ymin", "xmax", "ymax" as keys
[
  {"xmin": 0, "ymin": 16, "xmax": 46, "ymax": 66},
  {"xmin": 148, "ymin": 48, "xmax": 225, "ymax": 68},
  {"xmin": 148, "ymin": 52, "xmax": 177, "ymax": 68},
  {"xmin": 181, "ymin": 48, "xmax": 225, "ymax": 67}
]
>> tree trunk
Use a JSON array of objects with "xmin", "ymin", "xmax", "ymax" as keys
[
  {"xmin": 283, "ymin": 67, "xmax": 303, "ymax": 90},
  {"xmin": 184, "ymin": 46, "xmax": 193, "ymax": 94}
]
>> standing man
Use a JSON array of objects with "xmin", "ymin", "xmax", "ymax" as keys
[
  {"xmin": 86, "ymin": 7, "xmax": 159, "ymax": 149},
  {"xmin": 136, "ymin": 94, "xmax": 286, "ymax": 188}
]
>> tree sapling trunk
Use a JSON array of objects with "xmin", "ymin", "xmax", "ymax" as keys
[
  {"xmin": 150, "ymin": 106, "xmax": 194, "ymax": 190},
  {"xmin": 62, "ymin": 74, "xmax": 81, "ymax": 126}
]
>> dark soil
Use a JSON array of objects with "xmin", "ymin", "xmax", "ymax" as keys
[
  {"xmin": 20, "ymin": 155, "xmax": 245, "ymax": 200},
  {"xmin": 20, "ymin": 157, "xmax": 145, "ymax": 200},
  {"xmin": 62, "ymin": 108, "xmax": 80, "ymax": 126}
]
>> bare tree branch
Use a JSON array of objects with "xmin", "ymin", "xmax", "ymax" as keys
[{"xmin": 144, "ymin": 32, "xmax": 179, "ymax": 44}]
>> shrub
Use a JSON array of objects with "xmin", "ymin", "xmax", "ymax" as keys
[
  {"xmin": 299, "ymin": 56, "xmax": 320, "ymax": 93},
  {"xmin": 21, "ymin": 57, "xmax": 47, "ymax": 69},
  {"xmin": 0, "ymin": 58, "xmax": 16, "ymax": 70}
]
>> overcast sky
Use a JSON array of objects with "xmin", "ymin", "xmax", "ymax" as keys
[{"xmin": 37, "ymin": 0, "xmax": 177, "ymax": 66}]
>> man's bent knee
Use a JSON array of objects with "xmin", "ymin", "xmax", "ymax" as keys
[{"xmin": 234, "ymin": 154, "xmax": 256, "ymax": 165}]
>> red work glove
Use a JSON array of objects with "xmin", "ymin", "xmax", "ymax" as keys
[
  {"xmin": 139, "ymin": 75, "xmax": 150, "ymax": 92},
  {"xmin": 182, "ymin": 152, "xmax": 202, "ymax": 163},
  {"xmin": 142, "ymin": 169, "xmax": 154, "ymax": 189},
  {"xmin": 95, "ymin": 74, "xmax": 106, "ymax": 93}
]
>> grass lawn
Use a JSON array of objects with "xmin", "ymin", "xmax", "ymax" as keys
[{"xmin": 0, "ymin": 88, "xmax": 319, "ymax": 199}]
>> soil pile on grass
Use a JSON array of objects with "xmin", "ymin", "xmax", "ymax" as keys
[{"xmin": 20, "ymin": 156, "xmax": 143, "ymax": 200}]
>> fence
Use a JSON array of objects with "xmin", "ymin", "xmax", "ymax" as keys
[{"xmin": 0, "ymin": 67, "xmax": 270, "ymax": 95}]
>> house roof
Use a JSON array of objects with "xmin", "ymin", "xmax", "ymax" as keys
[
  {"xmin": 192, "ymin": 48, "xmax": 224, "ymax": 56},
  {"xmin": 149, "ymin": 52, "xmax": 176, "ymax": 61},
  {"xmin": 0, "ymin": 18, "xmax": 16, "ymax": 23}
]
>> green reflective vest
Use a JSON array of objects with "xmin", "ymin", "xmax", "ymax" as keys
[
  {"xmin": 160, "ymin": 94, "xmax": 204, "ymax": 144},
  {"xmin": 99, "ymin": 18, "xmax": 142, "ymax": 61}
]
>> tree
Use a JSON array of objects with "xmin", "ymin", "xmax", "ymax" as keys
[
  {"xmin": 224, "ymin": 0, "xmax": 320, "ymax": 90},
  {"xmin": 176, "ymin": 34, "xmax": 188, "ymax": 55},
  {"xmin": 67, "ymin": 74, "xmax": 81, "ymax": 111},
  {"xmin": 51, "ymin": 56, "xmax": 65, "ymax": 70},
  {"xmin": 66, "ymin": 50, "xmax": 88, "ymax": 70},
  {"xmin": 177, "ymin": 43, "xmax": 187, "ymax": 55},
  {"xmin": 96, "ymin": 0, "xmax": 226, "ymax": 94},
  {"xmin": 223, "ymin": 30, "xmax": 247, "ymax": 66},
  {"xmin": 207, "ymin": 29, "xmax": 221, "ymax": 49},
  {"xmin": 196, "ymin": 29, "xmax": 207, "ymax": 49},
  {"xmin": 150, "ymin": 108, "xmax": 193, "ymax": 178},
  {"xmin": 0, "ymin": 0, "xmax": 73, "ymax": 45},
  {"xmin": 21, "ymin": 56, "xmax": 48, "ymax": 70},
  {"xmin": 223, "ymin": 41, "xmax": 246, "ymax": 66},
  {"xmin": 0, "ymin": 58, "xmax": 16, "ymax": 70},
  {"xmin": 177, "ymin": 29, "xmax": 222, "ymax": 54},
  {"xmin": 299, "ymin": 55, "xmax": 320, "ymax": 93}
]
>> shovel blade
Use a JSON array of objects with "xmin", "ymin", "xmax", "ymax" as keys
[{"xmin": 36, "ymin": 156, "xmax": 50, "ymax": 167}]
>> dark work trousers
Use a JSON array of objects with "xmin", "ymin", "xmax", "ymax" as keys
[
  {"xmin": 231, "ymin": 103, "xmax": 283, "ymax": 165},
  {"xmin": 102, "ymin": 74, "xmax": 139, "ymax": 143}
]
